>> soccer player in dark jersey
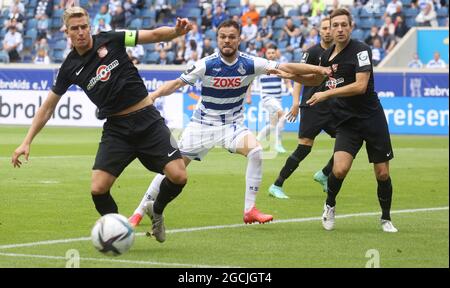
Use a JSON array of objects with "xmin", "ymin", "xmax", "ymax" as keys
[
  {"xmin": 306, "ymin": 9, "xmax": 397, "ymax": 232},
  {"xmin": 11, "ymin": 7, "xmax": 194, "ymax": 242},
  {"xmin": 267, "ymin": 17, "xmax": 336, "ymax": 199}
]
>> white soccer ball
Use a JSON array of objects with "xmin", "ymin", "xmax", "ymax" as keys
[{"xmin": 91, "ymin": 213, "xmax": 135, "ymax": 256}]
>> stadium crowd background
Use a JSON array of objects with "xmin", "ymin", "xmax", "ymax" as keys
[{"xmin": 0, "ymin": 0, "xmax": 448, "ymax": 67}]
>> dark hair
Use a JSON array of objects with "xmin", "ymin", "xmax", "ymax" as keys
[
  {"xmin": 216, "ymin": 20, "xmax": 241, "ymax": 35},
  {"xmin": 330, "ymin": 8, "xmax": 352, "ymax": 26}
]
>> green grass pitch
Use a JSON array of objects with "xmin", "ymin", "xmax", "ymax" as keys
[{"xmin": 0, "ymin": 125, "xmax": 448, "ymax": 268}]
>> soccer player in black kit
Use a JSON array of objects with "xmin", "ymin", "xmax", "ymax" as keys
[
  {"xmin": 271, "ymin": 8, "xmax": 397, "ymax": 233},
  {"xmin": 268, "ymin": 17, "xmax": 336, "ymax": 199},
  {"xmin": 11, "ymin": 7, "xmax": 194, "ymax": 242}
]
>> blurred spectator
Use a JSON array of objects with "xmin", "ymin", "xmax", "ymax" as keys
[
  {"xmin": 391, "ymin": 4, "xmax": 405, "ymax": 21},
  {"xmin": 386, "ymin": 0, "xmax": 403, "ymax": 16},
  {"xmin": 371, "ymin": 38, "xmax": 385, "ymax": 66},
  {"xmin": 303, "ymin": 27, "xmax": 320, "ymax": 50},
  {"xmin": 94, "ymin": 17, "xmax": 112, "ymax": 34},
  {"xmin": 241, "ymin": 17, "xmax": 258, "ymax": 45},
  {"xmin": 283, "ymin": 19, "xmax": 304, "ymax": 53},
  {"xmin": 186, "ymin": 50, "xmax": 199, "ymax": 67},
  {"xmin": 299, "ymin": 0, "xmax": 312, "ymax": 16},
  {"xmin": 212, "ymin": 0, "xmax": 226, "ymax": 11},
  {"xmin": 212, "ymin": 5, "xmax": 228, "ymax": 31},
  {"xmin": 246, "ymin": 40, "xmax": 258, "ymax": 56},
  {"xmin": 155, "ymin": 41, "xmax": 174, "ymax": 53},
  {"xmin": 310, "ymin": 7, "xmax": 325, "ymax": 27},
  {"xmin": 327, "ymin": 0, "xmax": 342, "ymax": 15},
  {"xmin": 416, "ymin": 2, "xmax": 438, "ymax": 26},
  {"xmin": 34, "ymin": 37, "xmax": 50, "ymax": 53},
  {"xmin": 111, "ymin": 5, "xmax": 126, "ymax": 29},
  {"xmin": 311, "ymin": 0, "xmax": 326, "ymax": 17},
  {"xmin": 123, "ymin": 0, "xmax": 136, "ymax": 26},
  {"xmin": 394, "ymin": 15, "xmax": 409, "ymax": 38},
  {"xmin": 201, "ymin": 37, "xmax": 215, "ymax": 58},
  {"xmin": 184, "ymin": 39, "xmax": 202, "ymax": 62},
  {"xmin": 266, "ymin": 0, "xmax": 284, "ymax": 21},
  {"xmin": 108, "ymin": 0, "xmax": 122, "ymax": 15},
  {"xmin": 186, "ymin": 23, "xmax": 203, "ymax": 49},
  {"xmin": 59, "ymin": 0, "xmax": 76, "ymax": 9},
  {"xmin": 155, "ymin": 0, "xmax": 172, "ymax": 23},
  {"xmin": 2, "ymin": 25, "xmax": 23, "ymax": 63},
  {"xmin": 299, "ymin": 16, "xmax": 312, "ymax": 37},
  {"xmin": 256, "ymin": 17, "xmax": 273, "ymax": 47},
  {"xmin": 201, "ymin": 6, "xmax": 213, "ymax": 32},
  {"xmin": 241, "ymin": 4, "xmax": 260, "ymax": 25},
  {"xmin": 378, "ymin": 16, "xmax": 396, "ymax": 36},
  {"xmin": 33, "ymin": 48, "xmax": 50, "ymax": 64},
  {"xmin": 408, "ymin": 53, "xmax": 424, "ymax": 68},
  {"xmin": 11, "ymin": 0, "xmax": 25, "ymax": 15},
  {"xmin": 127, "ymin": 49, "xmax": 140, "ymax": 65},
  {"xmin": 380, "ymin": 26, "xmax": 396, "ymax": 53},
  {"xmin": 35, "ymin": 0, "xmax": 53, "ymax": 18},
  {"xmin": 5, "ymin": 6, "xmax": 25, "ymax": 32},
  {"xmin": 36, "ymin": 14, "xmax": 50, "ymax": 40},
  {"xmin": 63, "ymin": 37, "xmax": 72, "ymax": 58},
  {"xmin": 156, "ymin": 50, "xmax": 169, "ymax": 64},
  {"xmin": 173, "ymin": 40, "xmax": 186, "ymax": 65},
  {"xmin": 426, "ymin": 51, "xmax": 447, "ymax": 68},
  {"xmin": 241, "ymin": 0, "xmax": 250, "ymax": 15},
  {"xmin": 365, "ymin": 26, "xmax": 383, "ymax": 46},
  {"xmin": 275, "ymin": 45, "xmax": 289, "ymax": 63},
  {"xmin": 94, "ymin": 5, "xmax": 112, "ymax": 27},
  {"xmin": 126, "ymin": 44, "xmax": 144, "ymax": 63}
]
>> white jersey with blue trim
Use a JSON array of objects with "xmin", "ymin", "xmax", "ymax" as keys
[
  {"xmin": 180, "ymin": 52, "xmax": 279, "ymax": 125},
  {"xmin": 259, "ymin": 74, "xmax": 283, "ymax": 102}
]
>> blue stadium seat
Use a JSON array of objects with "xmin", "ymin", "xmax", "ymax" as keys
[
  {"xmin": 166, "ymin": 51, "xmax": 175, "ymax": 63},
  {"xmin": 283, "ymin": 52, "xmax": 293, "ymax": 62},
  {"xmin": 0, "ymin": 50, "xmax": 10, "ymax": 63},
  {"xmin": 287, "ymin": 9, "xmax": 299, "ymax": 18},
  {"xmin": 272, "ymin": 18, "xmax": 286, "ymax": 30},
  {"xmin": 437, "ymin": 7, "xmax": 449, "ymax": 18},
  {"xmin": 259, "ymin": 8, "xmax": 266, "ymax": 18},
  {"xmin": 228, "ymin": 7, "xmax": 242, "ymax": 17},
  {"xmin": 205, "ymin": 29, "xmax": 216, "ymax": 40},
  {"xmin": 360, "ymin": 18, "xmax": 376, "ymax": 29},
  {"xmin": 352, "ymin": 29, "xmax": 365, "ymax": 41},
  {"xmin": 25, "ymin": 18, "xmax": 37, "ymax": 30},
  {"xmin": 144, "ymin": 52, "xmax": 160, "ymax": 64},
  {"xmin": 129, "ymin": 18, "xmax": 143, "ymax": 30},
  {"xmin": 226, "ymin": 0, "xmax": 241, "ymax": 8},
  {"xmin": 52, "ymin": 49, "xmax": 65, "ymax": 63},
  {"xmin": 404, "ymin": 8, "xmax": 420, "ymax": 18},
  {"xmin": 359, "ymin": 8, "xmax": 373, "ymax": 18}
]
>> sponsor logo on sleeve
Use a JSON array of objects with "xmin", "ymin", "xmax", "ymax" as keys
[{"xmin": 357, "ymin": 50, "xmax": 371, "ymax": 67}]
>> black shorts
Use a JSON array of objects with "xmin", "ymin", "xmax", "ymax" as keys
[
  {"xmin": 93, "ymin": 105, "xmax": 182, "ymax": 177},
  {"xmin": 334, "ymin": 110, "xmax": 394, "ymax": 164},
  {"xmin": 299, "ymin": 106, "xmax": 336, "ymax": 139}
]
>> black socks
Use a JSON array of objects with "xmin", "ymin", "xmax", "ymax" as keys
[
  {"xmin": 92, "ymin": 191, "xmax": 118, "ymax": 216},
  {"xmin": 322, "ymin": 155, "xmax": 334, "ymax": 176},
  {"xmin": 326, "ymin": 172, "xmax": 343, "ymax": 207},
  {"xmin": 274, "ymin": 144, "xmax": 312, "ymax": 187},
  {"xmin": 377, "ymin": 177, "xmax": 393, "ymax": 221},
  {"xmin": 154, "ymin": 177, "xmax": 186, "ymax": 214}
]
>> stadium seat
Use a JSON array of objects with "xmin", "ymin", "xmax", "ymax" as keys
[
  {"xmin": 144, "ymin": 51, "xmax": 160, "ymax": 64},
  {"xmin": 205, "ymin": 29, "xmax": 216, "ymax": 40},
  {"xmin": 129, "ymin": 18, "xmax": 143, "ymax": 30},
  {"xmin": 228, "ymin": 7, "xmax": 242, "ymax": 17},
  {"xmin": 437, "ymin": 7, "xmax": 449, "ymax": 18},
  {"xmin": 273, "ymin": 18, "xmax": 286, "ymax": 30},
  {"xmin": 359, "ymin": 8, "xmax": 373, "ymax": 18},
  {"xmin": 259, "ymin": 8, "xmax": 266, "ymax": 17},
  {"xmin": 25, "ymin": 18, "xmax": 37, "ymax": 31},
  {"xmin": 352, "ymin": 29, "xmax": 365, "ymax": 41},
  {"xmin": 287, "ymin": 9, "xmax": 299, "ymax": 18},
  {"xmin": 226, "ymin": 0, "xmax": 241, "ymax": 8},
  {"xmin": 360, "ymin": 18, "xmax": 376, "ymax": 29},
  {"xmin": 283, "ymin": 52, "xmax": 293, "ymax": 62},
  {"xmin": 404, "ymin": 8, "xmax": 420, "ymax": 18},
  {"xmin": 166, "ymin": 51, "xmax": 175, "ymax": 63},
  {"xmin": 0, "ymin": 51, "xmax": 10, "ymax": 63}
]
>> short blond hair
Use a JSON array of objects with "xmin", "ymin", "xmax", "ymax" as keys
[{"xmin": 63, "ymin": 6, "xmax": 90, "ymax": 28}]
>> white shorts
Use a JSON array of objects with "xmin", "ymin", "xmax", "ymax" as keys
[
  {"xmin": 262, "ymin": 98, "xmax": 283, "ymax": 115},
  {"xmin": 179, "ymin": 121, "xmax": 251, "ymax": 161}
]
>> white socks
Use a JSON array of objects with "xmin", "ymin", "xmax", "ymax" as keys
[
  {"xmin": 276, "ymin": 117, "xmax": 285, "ymax": 146},
  {"xmin": 133, "ymin": 173, "xmax": 165, "ymax": 216},
  {"xmin": 245, "ymin": 146, "xmax": 263, "ymax": 212}
]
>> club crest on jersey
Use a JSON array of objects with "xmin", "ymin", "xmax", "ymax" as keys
[
  {"xmin": 87, "ymin": 60, "xmax": 119, "ymax": 90},
  {"xmin": 97, "ymin": 46, "xmax": 108, "ymax": 58},
  {"xmin": 237, "ymin": 63, "xmax": 246, "ymax": 75},
  {"xmin": 325, "ymin": 76, "xmax": 344, "ymax": 90}
]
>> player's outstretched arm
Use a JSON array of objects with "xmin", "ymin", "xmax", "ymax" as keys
[
  {"xmin": 267, "ymin": 68, "xmax": 325, "ymax": 86},
  {"xmin": 150, "ymin": 78, "xmax": 187, "ymax": 101},
  {"xmin": 278, "ymin": 63, "xmax": 331, "ymax": 77},
  {"xmin": 11, "ymin": 91, "xmax": 61, "ymax": 168},
  {"xmin": 307, "ymin": 71, "xmax": 371, "ymax": 106},
  {"xmin": 137, "ymin": 17, "xmax": 193, "ymax": 44}
]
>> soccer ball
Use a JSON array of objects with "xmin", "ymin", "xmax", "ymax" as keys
[{"xmin": 91, "ymin": 213, "xmax": 135, "ymax": 256}]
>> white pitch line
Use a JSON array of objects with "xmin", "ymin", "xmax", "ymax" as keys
[
  {"xmin": 0, "ymin": 206, "xmax": 447, "ymax": 251},
  {"xmin": 0, "ymin": 252, "xmax": 235, "ymax": 268}
]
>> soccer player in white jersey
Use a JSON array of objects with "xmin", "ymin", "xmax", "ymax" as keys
[
  {"xmin": 249, "ymin": 45, "xmax": 293, "ymax": 154},
  {"xmin": 129, "ymin": 20, "xmax": 331, "ymax": 227}
]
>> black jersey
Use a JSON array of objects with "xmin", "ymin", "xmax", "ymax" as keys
[
  {"xmin": 300, "ymin": 43, "xmax": 325, "ymax": 107},
  {"xmin": 51, "ymin": 31, "xmax": 148, "ymax": 119},
  {"xmin": 320, "ymin": 39, "xmax": 381, "ymax": 124}
]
